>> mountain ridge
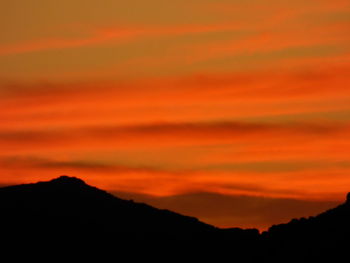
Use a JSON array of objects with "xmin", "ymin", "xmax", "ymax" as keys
[
  {"xmin": 1, "ymin": 176, "xmax": 349, "ymax": 262},
  {"xmin": 0, "ymin": 175, "xmax": 219, "ymax": 234}
]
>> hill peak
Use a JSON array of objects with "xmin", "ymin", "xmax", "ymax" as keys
[{"xmin": 49, "ymin": 175, "xmax": 86, "ymax": 186}]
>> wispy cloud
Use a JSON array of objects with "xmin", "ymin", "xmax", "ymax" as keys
[
  {"xmin": 1, "ymin": 67, "xmax": 349, "ymax": 130},
  {"xmin": 0, "ymin": 23, "xmax": 243, "ymax": 56},
  {"xmin": 0, "ymin": 121, "xmax": 349, "ymax": 153},
  {"xmin": 112, "ymin": 191, "xmax": 340, "ymax": 230},
  {"xmin": 1, "ymin": 155, "xmax": 349, "ymax": 201}
]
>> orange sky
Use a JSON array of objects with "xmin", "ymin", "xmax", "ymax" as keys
[{"xmin": 1, "ymin": 0, "xmax": 350, "ymax": 230}]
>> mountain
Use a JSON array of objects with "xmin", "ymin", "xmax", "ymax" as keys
[
  {"xmin": 0, "ymin": 176, "xmax": 216, "ymax": 233},
  {"xmin": 0, "ymin": 176, "xmax": 259, "ymax": 260},
  {"xmin": 1, "ymin": 175, "xmax": 349, "ymax": 262},
  {"xmin": 262, "ymin": 193, "xmax": 350, "ymax": 262}
]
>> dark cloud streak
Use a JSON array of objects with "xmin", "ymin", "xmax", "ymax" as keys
[
  {"xmin": 112, "ymin": 191, "xmax": 341, "ymax": 230},
  {"xmin": 0, "ymin": 121, "xmax": 348, "ymax": 144}
]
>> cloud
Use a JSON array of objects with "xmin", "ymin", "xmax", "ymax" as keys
[
  {"xmin": 0, "ymin": 23, "xmax": 242, "ymax": 56},
  {"xmin": 112, "ymin": 191, "xmax": 341, "ymax": 230},
  {"xmin": 0, "ymin": 156, "xmax": 158, "ymax": 173},
  {"xmin": 0, "ymin": 121, "xmax": 349, "ymax": 154},
  {"xmin": 1, "ymin": 155, "xmax": 350, "ymax": 201},
  {"xmin": 0, "ymin": 158, "xmax": 341, "ymax": 230},
  {"xmin": 0, "ymin": 69, "xmax": 349, "ymax": 204},
  {"xmin": 1, "ymin": 0, "xmax": 349, "ymax": 82},
  {"xmin": 0, "ymin": 156, "xmax": 180, "ymax": 195},
  {"xmin": 1, "ymin": 67, "xmax": 349, "ymax": 133}
]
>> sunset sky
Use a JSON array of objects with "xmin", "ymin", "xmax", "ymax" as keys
[{"xmin": 1, "ymin": 0, "xmax": 350, "ymax": 230}]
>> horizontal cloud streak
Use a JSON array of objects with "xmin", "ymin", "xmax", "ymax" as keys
[
  {"xmin": 1, "ymin": 156, "xmax": 349, "ymax": 201},
  {"xmin": 0, "ymin": 23, "xmax": 243, "ymax": 56},
  {"xmin": 1, "ymin": 67, "xmax": 349, "ymax": 131},
  {"xmin": 112, "ymin": 191, "xmax": 340, "ymax": 230},
  {"xmin": 0, "ymin": 121, "xmax": 349, "ymax": 153}
]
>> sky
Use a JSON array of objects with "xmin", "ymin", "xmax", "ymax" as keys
[{"xmin": 1, "ymin": 0, "xmax": 350, "ymax": 230}]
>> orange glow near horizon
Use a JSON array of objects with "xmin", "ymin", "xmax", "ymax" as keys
[{"xmin": 1, "ymin": 0, "xmax": 350, "ymax": 230}]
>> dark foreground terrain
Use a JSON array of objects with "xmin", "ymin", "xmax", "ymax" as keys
[{"xmin": 0, "ymin": 176, "xmax": 349, "ymax": 261}]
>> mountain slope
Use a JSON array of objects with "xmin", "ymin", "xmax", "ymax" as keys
[
  {"xmin": 1, "ymin": 175, "xmax": 349, "ymax": 262},
  {"xmin": 262, "ymin": 193, "xmax": 350, "ymax": 262},
  {"xmin": 0, "ymin": 176, "xmax": 260, "ymax": 258},
  {"xmin": 0, "ymin": 176, "xmax": 217, "ymax": 235}
]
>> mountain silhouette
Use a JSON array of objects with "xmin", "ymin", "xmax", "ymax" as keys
[
  {"xmin": 261, "ymin": 192, "xmax": 350, "ymax": 262},
  {"xmin": 0, "ymin": 176, "xmax": 217, "ymax": 234},
  {"xmin": 0, "ymin": 176, "xmax": 259, "ymax": 260},
  {"xmin": 0, "ymin": 176, "xmax": 349, "ymax": 261}
]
